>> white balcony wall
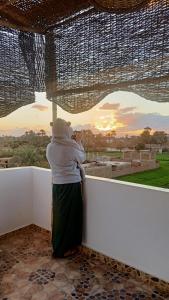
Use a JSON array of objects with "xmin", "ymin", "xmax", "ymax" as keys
[
  {"xmin": 0, "ymin": 167, "xmax": 169, "ymax": 282},
  {"xmin": 32, "ymin": 167, "xmax": 52, "ymax": 230},
  {"xmin": 0, "ymin": 167, "xmax": 33, "ymax": 235},
  {"xmin": 83, "ymin": 176, "xmax": 169, "ymax": 282}
]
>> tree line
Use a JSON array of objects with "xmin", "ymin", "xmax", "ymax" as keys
[{"xmin": 0, "ymin": 127, "xmax": 168, "ymax": 168}]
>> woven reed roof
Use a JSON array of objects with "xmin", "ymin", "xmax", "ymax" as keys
[
  {"xmin": 0, "ymin": 0, "xmax": 89, "ymax": 33},
  {"xmin": 0, "ymin": 1, "xmax": 149, "ymax": 33},
  {"xmin": 0, "ymin": 0, "xmax": 169, "ymax": 117}
]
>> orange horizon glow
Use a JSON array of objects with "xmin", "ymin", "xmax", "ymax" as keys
[
  {"xmin": 0, "ymin": 91, "xmax": 169, "ymax": 137},
  {"xmin": 94, "ymin": 114, "xmax": 124, "ymax": 132}
]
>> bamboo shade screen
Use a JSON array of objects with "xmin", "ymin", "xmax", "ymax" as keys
[{"xmin": 0, "ymin": 0, "xmax": 169, "ymax": 117}]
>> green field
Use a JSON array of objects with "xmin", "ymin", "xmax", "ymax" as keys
[{"xmin": 117, "ymin": 153, "xmax": 169, "ymax": 189}]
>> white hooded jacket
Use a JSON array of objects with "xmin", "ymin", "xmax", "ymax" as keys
[{"xmin": 46, "ymin": 118, "xmax": 85, "ymax": 184}]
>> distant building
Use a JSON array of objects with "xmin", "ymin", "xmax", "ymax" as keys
[
  {"xmin": 145, "ymin": 144, "xmax": 163, "ymax": 153},
  {"xmin": 122, "ymin": 150, "xmax": 156, "ymax": 161}
]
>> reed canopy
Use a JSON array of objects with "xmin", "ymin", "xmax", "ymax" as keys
[{"xmin": 0, "ymin": 0, "xmax": 169, "ymax": 117}]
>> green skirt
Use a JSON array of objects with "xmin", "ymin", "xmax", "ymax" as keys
[{"xmin": 52, "ymin": 182, "xmax": 83, "ymax": 257}]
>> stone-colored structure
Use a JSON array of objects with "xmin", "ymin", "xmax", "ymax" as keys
[
  {"xmin": 122, "ymin": 150, "xmax": 156, "ymax": 161},
  {"xmin": 83, "ymin": 158, "xmax": 159, "ymax": 179}
]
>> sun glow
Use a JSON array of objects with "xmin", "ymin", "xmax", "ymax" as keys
[
  {"xmin": 95, "ymin": 123, "xmax": 116, "ymax": 131},
  {"xmin": 94, "ymin": 114, "xmax": 125, "ymax": 132},
  {"xmin": 95, "ymin": 115, "xmax": 117, "ymax": 131}
]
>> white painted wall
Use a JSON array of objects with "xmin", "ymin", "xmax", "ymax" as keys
[
  {"xmin": 32, "ymin": 167, "xmax": 52, "ymax": 230},
  {"xmin": 0, "ymin": 167, "xmax": 33, "ymax": 235},
  {"xmin": 1, "ymin": 167, "xmax": 169, "ymax": 282},
  {"xmin": 83, "ymin": 176, "xmax": 169, "ymax": 282}
]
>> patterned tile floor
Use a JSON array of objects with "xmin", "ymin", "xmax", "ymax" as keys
[{"xmin": 0, "ymin": 227, "xmax": 167, "ymax": 300}]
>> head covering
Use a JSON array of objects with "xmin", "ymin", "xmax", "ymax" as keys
[
  {"xmin": 51, "ymin": 118, "xmax": 86, "ymax": 181},
  {"xmin": 52, "ymin": 118, "xmax": 73, "ymax": 140},
  {"xmin": 51, "ymin": 118, "xmax": 83, "ymax": 151}
]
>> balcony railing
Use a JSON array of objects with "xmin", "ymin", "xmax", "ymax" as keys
[{"xmin": 0, "ymin": 166, "xmax": 169, "ymax": 283}]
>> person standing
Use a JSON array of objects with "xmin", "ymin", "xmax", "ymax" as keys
[{"xmin": 46, "ymin": 118, "xmax": 85, "ymax": 258}]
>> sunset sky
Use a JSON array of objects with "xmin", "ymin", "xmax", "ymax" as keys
[{"xmin": 0, "ymin": 91, "xmax": 169, "ymax": 137}]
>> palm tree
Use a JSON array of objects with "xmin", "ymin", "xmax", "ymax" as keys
[
  {"xmin": 141, "ymin": 127, "xmax": 152, "ymax": 149},
  {"xmin": 25, "ymin": 131, "xmax": 29, "ymax": 136},
  {"xmin": 39, "ymin": 129, "xmax": 46, "ymax": 137},
  {"xmin": 106, "ymin": 130, "xmax": 116, "ymax": 144},
  {"xmin": 144, "ymin": 126, "xmax": 152, "ymax": 132}
]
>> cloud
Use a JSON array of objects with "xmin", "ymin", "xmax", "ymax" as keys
[
  {"xmin": 31, "ymin": 104, "xmax": 48, "ymax": 111},
  {"xmin": 99, "ymin": 103, "xmax": 120, "ymax": 110},
  {"xmin": 99, "ymin": 103, "xmax": 136, "ymax": 114},
  {"xmin": 117, "ymin": 112, "xmax": 169, "ymax": 132},
  {"xmin": 119, "ymin": 106, "xmax": 136, "ymax": 113},
  {"xmin": 74, "ymin": 110, "xmax": 169, "ymax": 136},
  {"xmin": 73, "ymin": 123, "xmax": 99, "ymax": 134}
]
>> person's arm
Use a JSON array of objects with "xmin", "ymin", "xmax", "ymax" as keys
[
  {"xmin": 74, "ymin": 145, "xmax": 86, "ymax": 163},
  {"xmin": 72, "ymin": 132, "xmax": 86, "ymax": 163}
]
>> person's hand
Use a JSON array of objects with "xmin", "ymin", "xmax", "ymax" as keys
[{"xmin": 72, "ymin": 131, "xmax": 82, "ymax": 143}]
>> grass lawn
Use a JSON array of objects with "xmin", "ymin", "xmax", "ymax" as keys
[{"xmin": 116, "ymin": 153, "xmax": 169, "ymax": 189}]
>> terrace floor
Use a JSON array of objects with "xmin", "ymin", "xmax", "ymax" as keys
[{"xmin": 0, "ymin": 226, "xmax": 166, "ymax": 300}]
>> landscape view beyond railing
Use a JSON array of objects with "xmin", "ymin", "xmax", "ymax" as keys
[{"xmin": 0, "ymin": 127, "xmax": 169, "ymax": 189}]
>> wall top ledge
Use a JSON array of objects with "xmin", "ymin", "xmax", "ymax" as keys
[{"xmin": 0, "ymin": 166, "xmax": 169, "ymax": 193}]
